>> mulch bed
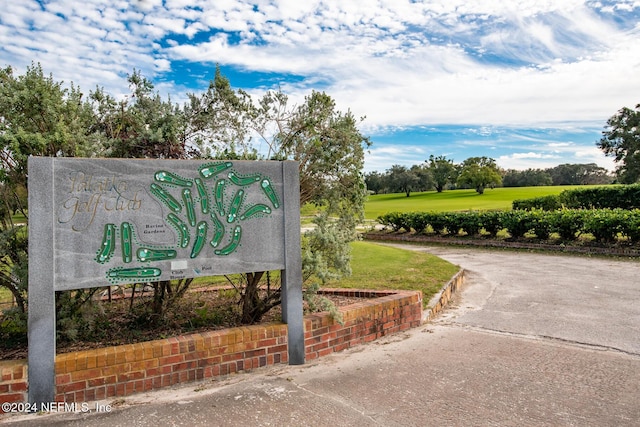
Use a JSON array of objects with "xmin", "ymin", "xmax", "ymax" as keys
[{"xmin": 0, "ymin": 288, "xmax": 372, "ymax": 361}]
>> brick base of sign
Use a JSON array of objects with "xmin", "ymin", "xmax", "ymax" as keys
[
  {"xmin": 0, "ymin": 362, "xmax": 27, "ymax": 405},
  {"xmin": 1, "ymin": 289, "xmax": 422, "ymax": 408}
]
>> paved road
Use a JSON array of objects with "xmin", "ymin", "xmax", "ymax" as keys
[{"xmin": 5, "ymin": 245, "xmax": 640, "ymax": 426}]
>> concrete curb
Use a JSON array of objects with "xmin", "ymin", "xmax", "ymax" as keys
[{"xmin": 423, "ymin": 268, "xmax": 466, "ymax": 323}]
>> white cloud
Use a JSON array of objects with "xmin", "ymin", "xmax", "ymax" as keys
[
  {"xmin": 1, "ymin": 0, "xmax": 639, "ymax": 173},
  {"xmin": 509, "ymin": 152, "xmax": 559, "ymax": 159},
  {"xmin": 364, "ymin": 145, "xmax": 428, "ymax": 172},
  {"xmin": 154, "ymin": 58, "xmax": 171, "ymax": 72}
]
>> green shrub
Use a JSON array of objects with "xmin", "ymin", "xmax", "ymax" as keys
[
  {"xmin": 0, "ymin": 307, "xmax": 27, "ymax": 348},
  {"xmin": 582, "ymin": 209, "xmax": 624, "ymax": 242},
  {"xmin": 500, "ymin": 210, "xmax": 533, "ymax": 238},
  {"xmin": 559, "ymin": 185, "xmax": 640, "ymax": 210},
  {"xmin": 459, "ymin": 212, "xmax": 484, "ymax": 236},
  {"xmin": 479, "ymin": 211, "xmax": 503, "ymax": 236},
  {"xmin": 512, "ymin": 195, "xmax": 560, "ymax": 211},
  {"xmin": 548, "ymin": 209, "xmax": 585, "ymax": 241},
  {"xmin": 375, "ymin": 207, "xmax": 640, "ymax": 247},
  {"xmin": 528, "ymin": 210, "xmax": 551, "ymax": 240},
  {"xmin": 426, "ymin": 212, "xmax": 448, "ymax": 235},
  {"xmin": 619, "ymin": 210, "xmax": 640, "ymax": 243},
  {"xmin": 512, "ymin": 185, "xmax": 640, "ymax": 211},
  {"xmin": 407, "ymin": 212, "xmax": 431, "ymax": 234},
  {"xmin": 441, "ymin": 212, "xmax": 461, "ymax": 236},
  {"xmin": 377, "ymin": 212, "xmax": 411, "ymax": 232}
]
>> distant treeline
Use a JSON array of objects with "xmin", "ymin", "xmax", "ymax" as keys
[
  {"xmin": 502, "ymin": 163, "xmax": 613, "ymax": 187},
  {"xmin": 365, "ymin": 158, "xmax": 613, "ymax": 196}
]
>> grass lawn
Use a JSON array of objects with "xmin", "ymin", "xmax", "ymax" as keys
[
  {"xmin": 190, "ymin": 241, "xmax": 459, "ymax": 309},
  {"xmin": 325, "ymin": 241, "xmax": 459, "ymax": 308},
  {"xmin": 10, "ymin": 214, "xmax": 26, "ymax": 224},
  {"xmin": 364, "ymin": 185, "xmax": 609, "ymax": 220},
  {"xmin": 0, "ymin": 288, "xmax": 12, "ymax": 308}
]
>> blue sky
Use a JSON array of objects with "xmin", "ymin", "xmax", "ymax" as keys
[{"xmin": 2, "ymin": 1, "xmax": 640, "ymax": 172}]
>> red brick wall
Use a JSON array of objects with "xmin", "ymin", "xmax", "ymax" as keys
[
  {"xmin": 305, "ymin": 289, "xmax": 422, "ymax": 360},
  {"xmin": 0, "ymin": 289, "xmax": 422, "ymax": 408},
  {"xmin": 0, "ymin": 361, "xmax": 27, "ymax": 405},
  {"xmin": 53, "ymin": 323, "xmax": 289, "ymax": 403}
]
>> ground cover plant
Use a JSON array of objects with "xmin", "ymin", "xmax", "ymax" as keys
[{"xmin": 0, "ymin": 241, "xmax": 457, "ymax": 360}]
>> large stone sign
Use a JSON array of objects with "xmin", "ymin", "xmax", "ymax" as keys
[{"xmin": 28, "ymin": 157, "xmax": 304, "ymax": 404}]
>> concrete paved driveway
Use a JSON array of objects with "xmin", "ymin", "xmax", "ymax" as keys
[
  {"xmin": 5, "ymin": 245, "xmax": 640, "ymax": 426},
  {"xmin": 419, "ymin": 245, "xmax": 640, "ymax": 356}
]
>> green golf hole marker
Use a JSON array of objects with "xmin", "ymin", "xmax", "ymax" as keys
[
  {"xmin": 96, "ymin": 223, "xmax": 116, "ymax": 264},
  {"xmin": 227, "ymin": 189, "xmax": 245, "ymax": 223},
  {"xmin": 136, "ymin": 248, "xmax": 177, "ymax": 262},
  {"xmin": 260, "ymin": 178, "xmax": 280, "ymax": 209},
  {"xmin": 167, "ymin": 213, "xmax": 190, "ymax": 248},
  {"xmin": 215, "ymin": 225, "xmax": 242, "ymax": 256},
  {"xmin": 210, "ymin": 214, "xmax": 225, "ymax": 248},
  {"xmin": 150, "ymin": 183, "xmax": 182, "ymax": 213},
  {"xmin": 121, "ymin": 222, "xmax": 133, "ymax": 263},
  {"xmin": 228, "ymin": 171, "xmax": 261, "ymax": 186},
  {"xmin": 182, "ymin": 188, "xmax": 196, "ymax": 227},
  {"xmin": 195, "ymin": 178, "xmax": 209, "ymax": 214},
  {"xmin": 190, "ymin": 221, "xmax": 208, "ymax": 258},
  {"xmin": 240, "ymin": 204, "xmax": 272, "ymax": 220},
  {"xmin": 199, "ymin": 161, "xmax": 233, "ymax": 179},
  {"xmin": 154, "ymin": 170, "xmax": 193, "ymax": 187}
]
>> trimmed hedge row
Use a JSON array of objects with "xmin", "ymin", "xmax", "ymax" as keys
[
  {"xmin": 513, "ymin": 184, "xmax": 640, "ymax": 211},
  {"xmin": 377, "ymin": 209, "xmax": 640, "ymax": 243}
]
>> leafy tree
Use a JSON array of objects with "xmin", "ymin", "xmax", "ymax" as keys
[
  {"xmin": 457, "ymin": 156, "xmax": 502, "ymax": 194},
  {"xmin": 0, "ymin": 64, "xmax": 98, "ymax": 308},
  {"xmin": 259, "ymin": 90, "xmax": 370, "ymax": 321},
  {"xmin": 364, "ymin": 171, "xmax": 386, "ymax": 194},
  {"xmin": 410, "ymin": 164, "xmax": 434, "ymax": 193},
  {"xmin": 578, "ymin": 164, "xmax": 614, "ymax": 185},
  {"xmin": 90, "ymin": 70, "xmax": 194, "ymax": 159},
  {"xmin": 547, "ymin": 163, "xmax": 613, "ymax": 185},
  {"xmin": 0, "ymin": 63, "xmax": 99, "ymax": 343},
  {"xmin": 502, "ymin": 168, "xmax": 552, "ymax": 187},
  {"xmin": 187, "ymin": 69, "xmax": 370, "ymax": 323},
  {"xmin": 597, "ymin": 104, "xmax": 640, "ymax": 183},
  {"xmin": 385, "ymin": 165, "xmax": 419, "ymax": 197},
  {"xmin": 184, "ymin": 66, "xmax": 258, "ymax": 159},
  {"xmin": 427, "ymin": 155, "xmax": 456, "ymax": 192}
]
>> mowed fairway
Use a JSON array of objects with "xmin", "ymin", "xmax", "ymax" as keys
[{"xmin": 364, "ymin": 185, "xmax": 601, "ymax": 220}]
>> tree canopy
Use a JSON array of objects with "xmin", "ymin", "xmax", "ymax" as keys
[
  {"xmin": 366, "ymin": 159, "xmax": 613, "ymax": 196},
  {"xmin": 427, "ymin": 155, "xmax": 456, "ymax": 192},
  {"xmin": 456, "ymin": 156, "xmax": 502, "ymax": 194},
  {"xmin": 597, "ymin": 103, "xmax": 640, "ymax": 183},
  {"xmin": 0, "ymin": 63, "xmax": 99, "ymax": 317}
]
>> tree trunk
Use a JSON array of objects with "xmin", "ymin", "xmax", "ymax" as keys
[
  {"xmin": 150, "ymin": 280, "xmax": 170, "ymax": 319},
  {"xmin": 241, "ymin": 272, "xmax": 265, "ymax": 324}
]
